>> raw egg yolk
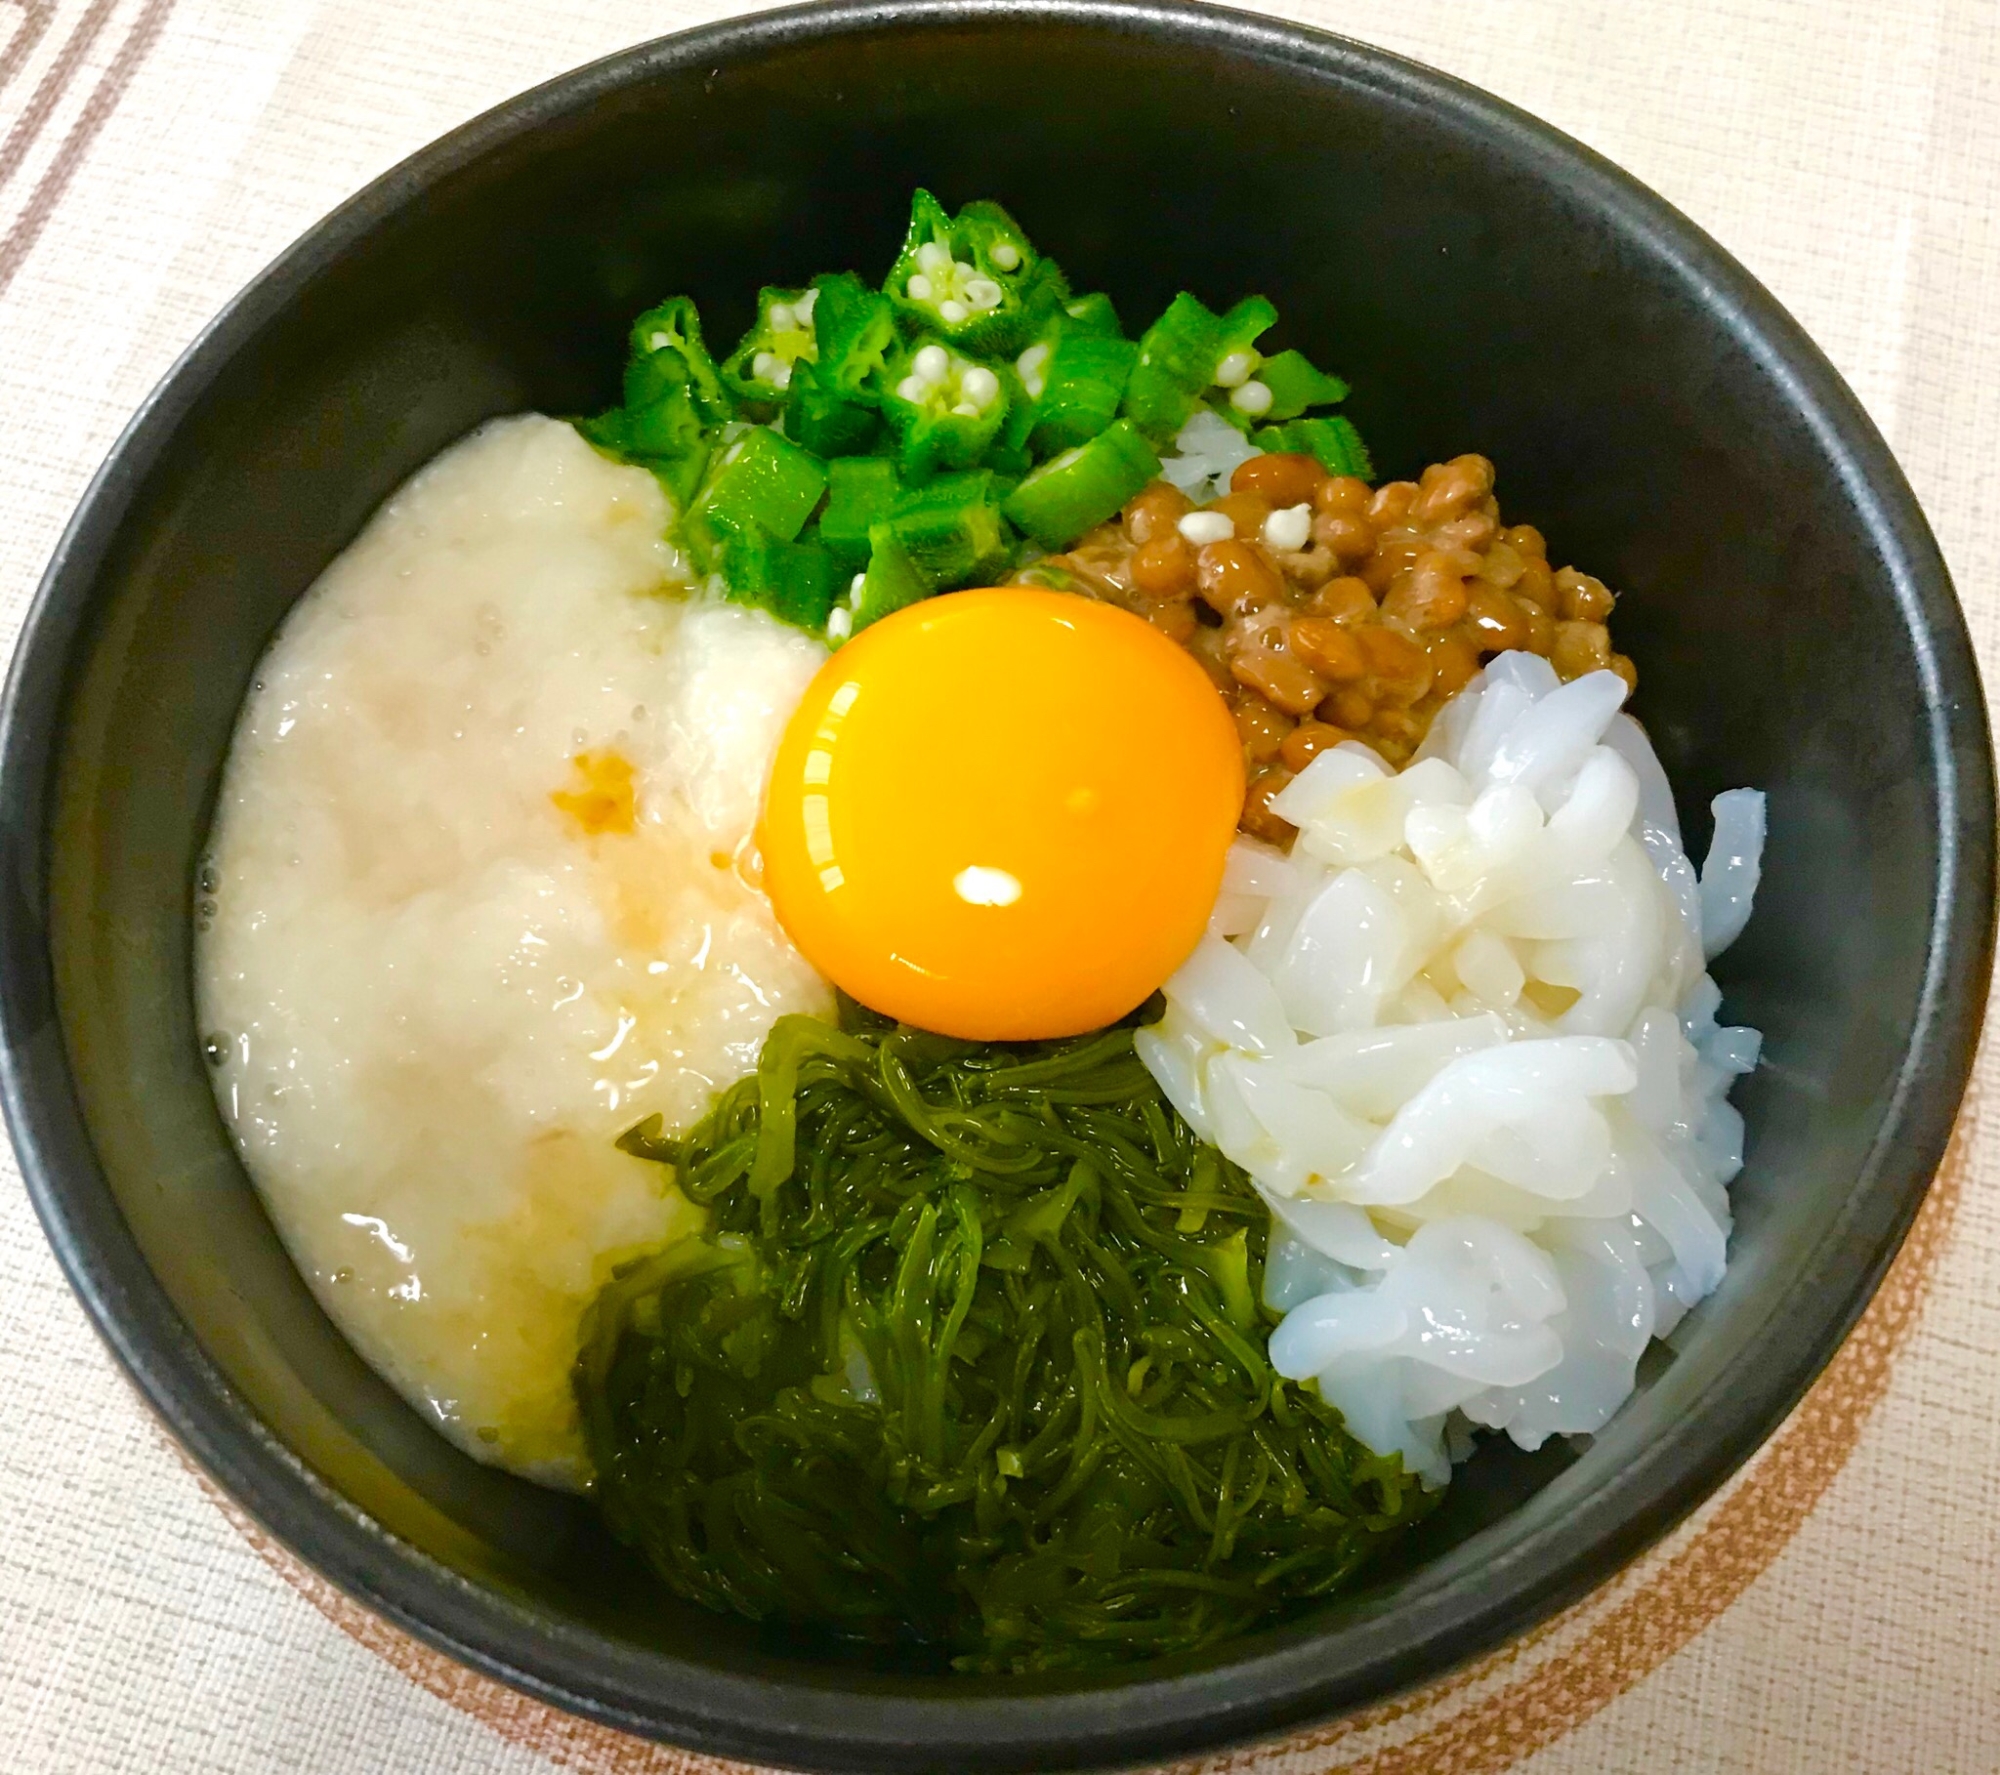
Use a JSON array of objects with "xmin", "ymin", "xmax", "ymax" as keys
[{"xmin": 760, "ymin": 587, "xmax": 1244, "ymax": 1040}]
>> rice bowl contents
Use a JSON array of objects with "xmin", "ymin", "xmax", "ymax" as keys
[
  {"xmin": 1135, "ymin": 654, "xmax": 1764, "ymax": 1483},
  {"xmin": 197, "ymin": 415, "xmax": 832, "ymax": 1486},
  {"xmin": 191, "ymin": 186, "xmax": 1770, "ymax": 1670}
]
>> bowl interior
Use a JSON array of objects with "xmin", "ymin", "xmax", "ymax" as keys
[{"xmin": 8, "ymin": 5, "xmax": 1989, "ymax": 1770}]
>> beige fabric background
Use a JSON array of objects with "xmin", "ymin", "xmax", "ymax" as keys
[{"xmin": 3, "ymin": 1, "xmax": 1998, "ymax": 1770}]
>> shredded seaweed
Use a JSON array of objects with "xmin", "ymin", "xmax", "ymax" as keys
[{"xmin": 577, "ymin": 1003, "xmax": 1433, "ymax": 1672}]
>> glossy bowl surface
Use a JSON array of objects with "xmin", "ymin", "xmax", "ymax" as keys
[{"xmin": 2, "ymin": 3, "xmax": 1991, "ymax": 1769}]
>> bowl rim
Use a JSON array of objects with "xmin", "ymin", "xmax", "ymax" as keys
[{"xmin": 2, "ymin": 1, "xmax": 1992, "ymax": 1769}]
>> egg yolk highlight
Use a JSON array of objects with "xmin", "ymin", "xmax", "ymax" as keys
[{"xmin": 760, "ymin": 588, "xmax": 1245, "ymax": 1040}]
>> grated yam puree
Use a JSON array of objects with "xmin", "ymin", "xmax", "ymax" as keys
[{"xmin": 197, "ymin": 415, "xmax": 831, "ymax": 1488}]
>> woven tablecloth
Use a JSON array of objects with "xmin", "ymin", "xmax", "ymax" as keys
[{"xmin": 5, "ymin": 1, "xmax": 1999, "ymax": 1769}]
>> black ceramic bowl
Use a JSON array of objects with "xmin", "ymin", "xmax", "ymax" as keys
[{"xmin": 2, "ymin": 2, "xmax": 1991, "ymax": 1769}]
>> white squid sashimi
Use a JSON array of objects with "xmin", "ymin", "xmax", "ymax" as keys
[
  {"xmin": 1483, "ymin": 866, "xmax": 1629, "ymax": 944},
  {"xmin": 1240, "ymin": 856, "xmax": 1329, "ymax": 972},
  {"xmin": 1263, "ymin": 1233, "xmax": 1356, "ymax": 1314},
  {"xmin": 1461, "ymin": 752, "xmax": 1640, "ymax": 940},
  {"xmin": 1226, "ymin": 1053, "xmax": 1377, "ymax": 1190},
  {"xmin": 1129, "ymin": 649, "xmax": 1768, "ymax": 1485},
  {"xmin": 1263, "ymin": 1187, "xmax": 1402, "ymax": 1272},
  {"xmin": 1603, "ymin": 712, "xmax": 1705, "ymax": 946},
  {"xmin": 1131, "ymin": 1002, "xmax": 1220, "ymax": 1146},
  {"xmin": 1458, "ymin": 1215, "xmax": 1658, "ymax": 1447},
  {"xmin": 1270, "ymin": 869, "xmax": 1422, "ymax": 1036},
  {"xmin": 1604, "ymin": 1106, "xmax": 1730, "ymax": 1300},
  {"xmin": 1413, "ymin": 653, "xmax": 1559, "ymax": 772},
  {"xmin": 1482, "ymin": 651, "xmax": 1564, "ymax": 701},
  {"xmin": 1700, "ymin": 788, "xmax": 1767, "ymax": 959},
  {"xmin": 1532, "ymin": 843, "xmax": 1672, "ymax": 1037},
  {"xmin": 1452, "ymin": 929, "xmax": 1527, "ymax": 1012},
  {"xmin": 1163, "ymin": 932, "xmax": 1295, "ymax": 1057},
  {"xmin": 1200, "ymin": 1048, "xmax": 1301, "ymax": 1193},
  {"xmin": 1465, "ymin": 1091, "xmax": 1616, "ymax": 1195},
  {"xmin": 1208, "ymin": 834, "xmax": 1305, "ymax": 937},
  {"xmin": 1690, "ymin": 1094, "xmax": 1750, "ymax": 1189},
  {"xmin": 1405, "ymin": 781, "xmax": 1545, "ymax": 903},
  {"xmin": 1603, "ymin": 712, "xmax": 1682, "ymax": 849},
  {"xmin": 1378, "ymin": 1149, "xmax": 1638, "ymax": 1233},
  {"xmin": 1545, "ymin": 748, "xmax": 1642, "ymax": 870},
  {"xmin": 1484, "ymin": 670, "xmax": 1631, "ymax": 807},
  {"xmin": 1275, "ymin": 752, "xmax": 1471, "ymax": 868},
  {"xmin": 1334, "ymin": 1037, "xmax": 1638, "ymax": 1206},
  {"xmin": 1270, "ymin": 1217, "xmax": 1569, "ymax": 1485},
  {"xmin": 1454, "ymin": 677, "xmax": 1542, "ymax": 787},
  {"xmin": 1281, "ymin": 1013, "xmax": 1509, "ymax": 1119},
  {"xmin": 1624, "ymin": 1003, "xmax": 1694, "ymax": 1141}
]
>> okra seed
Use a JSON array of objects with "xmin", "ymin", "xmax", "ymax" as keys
[
  {"xmin": 768, "ymin": 304, "xmax": 796, "ymax": 332},
  {"xmin": 960, "ymin": 366, "xmax": 1001, "ymax": 409},
  {"xmin": 827, "ymin": 607, "xmax": 853, "ymax": 641},
  {"xmin": 770, "ymin": 361, "xmax": 793, "ymax": 390},
  {"xmin": 752, "ymin": 350, "xmax": 783, "ymax": 382},
  {"xmin": 795, "ymin": 288, "xmax": 818, "ymax": 323},
  {"xmin": 1214, "ymin": 350, "xmax": 1257, "ymax": 389},
  {"xmin": 951, "ymin": 401, "xmax": 980, "ymax": 418},
  {"xmin": 953, "ymin": 259, "xmax": 975, "ymax": 277},
  {"xmin": 918, "ymin": 241, "xmax": 951, "ymax": 274},
  {"xmin": 940, "ymin": 299, "xmax": 970, "ymax": 325},
  {"xmin": 1263, "ymin": 503, "xmax": 1314, "ymax": 552},
  {"xmin": 1230, "ymin": 379, "xmax": 1275, "ymax": 417},
  {"xmin": 907, "ymin": 274, "xmax": 933, "ymax": 301},
  {"xmin": 1179, "ymin": 512, "xmax": 1236, "ymax": 544},
  {"xmin": 990, "ymin": 241, "xmax": 1022, "ymax": 270},
  {"xmin": 965, "ymin": 278, "xmax": 1004, "ymax": 310},
  {"xmin": 648, "ymin": 331, "xmax": 671, "ymax": 351},
  {"xmin": 897, "ymin": 375, "xmax": 928, "ymax": 403},
  {"xmin": 849, "ymin": 573, "xmax": 867, "ymax": 603},
  {"xmin": 1017, "ymin": 342, "xmax": 1051, "ymax": 397},
  {"xmin": 914, "ymin": 345, "xmax": 950, "ymax": 384}
]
